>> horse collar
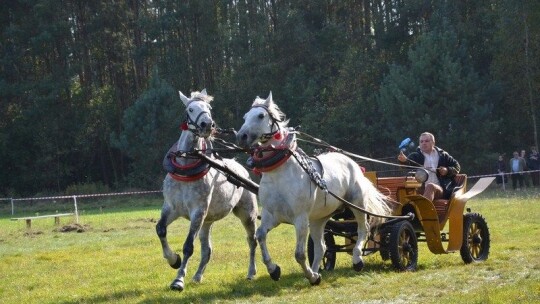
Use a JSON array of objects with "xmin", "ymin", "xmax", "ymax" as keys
[
  {"xmin": 164, "ymin": 138, "xmax": 211, "ymax": 182},
  {"xmin": 248, "ymin": 130, "xmax": 297, "ymax": 174}
]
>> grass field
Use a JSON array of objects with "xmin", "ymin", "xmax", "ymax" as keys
[{"xmin": 0, "ymin": 187, "xmax": 539, "ymax": 303}]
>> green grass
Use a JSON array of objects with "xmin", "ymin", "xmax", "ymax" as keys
[{"xmin": 0, "ymin": 187, "xmax": 539, "ymax": 303}]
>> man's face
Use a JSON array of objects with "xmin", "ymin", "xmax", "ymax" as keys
[{"xmin": 419, "ymin": 135, "xmax": 434, "ymax": 153}]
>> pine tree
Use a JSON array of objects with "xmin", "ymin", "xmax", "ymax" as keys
[
  {"xmin": 112, "ymin": 68, "xmax": 181, "ymax": 188},
  {"xmin": 376, "ymin": 12, "xmax": 500, "ymax": 173}
]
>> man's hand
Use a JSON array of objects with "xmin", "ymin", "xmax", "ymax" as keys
[
  {"xmin": 437, "ymin": 167, "xmax": 448, "ymax": 176},
  {"xmin": 398, "ymin": 151, "xmax": 407, "ymax": 162}
]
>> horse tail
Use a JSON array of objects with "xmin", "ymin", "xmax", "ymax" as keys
[{"xmin": 359, "ymin": 175, "xmax": 393, "ymax": 228}]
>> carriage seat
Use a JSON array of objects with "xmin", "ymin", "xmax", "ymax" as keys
[
  {"xmin": 376, "ymin": 177, "xmax": 406, "ymax": 201},
  {"xmin": 433, "ymin": 174, "xmax": 467, "ymax": 222}
]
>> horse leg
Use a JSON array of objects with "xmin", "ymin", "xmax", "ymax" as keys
[
  {"xmin": 256, "ymin": 210, "xmax": 281, "ymax": 281},
  {"xmin": 307, "ymin": 218, "xmax": 327, "ymax": 273},
  {"xmin": 170, "ymin": 209, "xmax": 206, "ymax": 291},
  {"xmin": 156, "ymin": 204, "xmax": 182, "ymax": 269},
  {"xmin": 351, "ymin": 209, "xmax": 368, "ymax": 271},
  {"xmin": 192, "ymin": 222, "xmax": 213, "ymax": 283},
  {"xmin": 232, "ymin": 196, "xmax": 258, "ymax": 280},
  {"xmin": 294, "ymin": 216, "xmax": 321, "ymax": 285}
]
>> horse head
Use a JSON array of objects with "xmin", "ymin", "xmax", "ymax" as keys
[
  {"xmin": 179, "ymin": 88, "xmax": 215, "ymax": 138},
  {"xmin": 236, "ymin": 92, "xmax": 288, "ymax": 148}
]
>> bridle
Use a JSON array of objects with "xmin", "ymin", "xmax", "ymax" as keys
[
  {"xmin": 166, "ymin": 98, "xmax": 214, "ymax": 182},
  {"xmin": 251, "ymin": 104, "xmax": 283, "ymax": 144},
  {"xmin": 184, "ymin": 98, "xmax": 215, "ymax": 136}
]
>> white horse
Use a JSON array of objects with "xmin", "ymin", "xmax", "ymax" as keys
[
  {"xmin": 156, "ymin": 89, "xmax": 258, "ymax": 291},
  {"xmin": 236, "ymin": 92, "xmax": 392, "ymax": 285}
]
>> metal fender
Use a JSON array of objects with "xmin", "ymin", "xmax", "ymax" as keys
[{"xmin": 402, "ymin": 195, "xmax": 447, "ymax": 254}]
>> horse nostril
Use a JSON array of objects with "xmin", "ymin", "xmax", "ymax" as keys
[
  {"xmin": 211, "ymin": 122, "xmax": 215, "ymax": 128},
  {"xmin": 241, "ymin": 133, "xmax": 248, "ymax": 141},
  {"xmin": 200, "ymin": 122, "xmax": 207, "ymax": 128}
]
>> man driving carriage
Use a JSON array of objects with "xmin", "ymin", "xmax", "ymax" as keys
[{"xmin": 398, "ymin": 132, "xmax": 461, "ymax": 201}]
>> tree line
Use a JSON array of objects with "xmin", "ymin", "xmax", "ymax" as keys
[{"xmin": 1, "ymin": 0, "xmax": 539, "ymax": 196}]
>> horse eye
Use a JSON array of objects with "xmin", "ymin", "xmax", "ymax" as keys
[
  {"xmin": 258, "ymin": 113, "xmax": 264, "ymax": 119},
  {"xmin": 189, "ymin": 108, "xmax": 193, "ymax": 113}
]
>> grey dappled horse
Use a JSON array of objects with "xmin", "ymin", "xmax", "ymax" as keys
[
  {"xmin": 156, "ymin": 89, "xmax": 258, "ymax": 291},
  {"xmin": 236, "ymin": 92, "xmax": 391, "ymax": 285}
]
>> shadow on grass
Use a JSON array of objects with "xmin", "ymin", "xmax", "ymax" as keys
[
  {"xmin": 53, "ymin": 259, "xmax": 428, "ymax": 304},
  {"xmin": 58, "ymin": 290, "xmax": 145, "ymax": 304},
  {"xmin": 160, "ymin": 262, "xmax": 426, "ymax": 303}
]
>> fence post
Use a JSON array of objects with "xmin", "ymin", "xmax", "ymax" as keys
[
  {"xmin": 72, "ymin": 195, "xmax": 79, "ymax": 223},
  {"xmin": 11, "ymin": 198, "xmax": 14, "ymax": 215}
]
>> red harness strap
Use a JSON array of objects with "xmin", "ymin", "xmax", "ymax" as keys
[
  {"xmin": 252, "ymin": 150, "xmax": 293, "ymax": 175},
  {"xmin": 168, "ymin": 168, "xmax": 210, "ymax": 182},
  {"xmin": 250, "ymin": 131, "xmax": 297, "ymax": 174},
  {"xmin": 167, "ymin": 139, "xmax": 211, "ymax": 182}
]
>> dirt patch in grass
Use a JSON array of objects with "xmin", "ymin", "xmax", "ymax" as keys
[
  {"xmin": 23, "ymin": 230, "xmax": 44, "ymax": 237},
  {"xmin": 137, "ymin": 217, "xmax": 157, "ymax": 223},
  {"xmin": 55, "ymin": 223, "xmax": 90, "ymax": 233}
]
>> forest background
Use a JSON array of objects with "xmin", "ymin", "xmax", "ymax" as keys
[{"xmin": 1, "ymin": 0, "xmax": 539, "ymax": 197}]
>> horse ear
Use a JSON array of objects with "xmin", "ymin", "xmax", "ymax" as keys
[
  {"xmin": 265, "ymin": 91, "xmax": 273, "ymax": 106},
  {"xmin": 179, "ymin": 91, "xmax": 190, "ymax": 106},
  {"xmin": 201, "ymin": 88, "xmax": 207, "ymax": 96}
]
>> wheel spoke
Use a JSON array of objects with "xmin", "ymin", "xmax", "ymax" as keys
[
  {"xmin": 398, "ymin": 231, "xmax": 412, "ymax": 265},
  {"xmin": 473, "ymin": 244, "xmax": 480, "ymax": 257}
]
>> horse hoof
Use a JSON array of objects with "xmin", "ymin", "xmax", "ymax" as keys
[
  {"xmin": 170, "ymin": 254, "xmax": 182, "ymax": 269},
  {"xmin": 270, "ymin": 265, "xmax": 281, "ymax": 281},
  {"xmin": 170, "ymin": 279, "xmax": 184, "ymax": 291},
  {"xmin": 353, "ymin": 260, "xmax": 364, "ymax": 272},
  {"xmin": 310, "ymin": 274, "xmax": 322, "ymax": 286}
]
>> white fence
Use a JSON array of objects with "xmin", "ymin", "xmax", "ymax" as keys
[
  {"xmin": 2, "ymin": 170, "xmax": 537, "ymax": 219},
  {"xmin": 1, "ymin": 190, "xmax": 162, "ymax": 221}
]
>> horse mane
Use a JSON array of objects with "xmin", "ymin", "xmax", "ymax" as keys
[
  {"xmin": 190, "ymin": 91, "xmax": 214, "ymax": 103},
  {"xmin": 252, "ymin": 96, "xmax": 289, "ymax": 127}
]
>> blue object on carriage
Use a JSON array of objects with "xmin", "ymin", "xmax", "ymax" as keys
[{"xmin": 399, "ymin": 138, "xmax": 411, "ymax": 150}]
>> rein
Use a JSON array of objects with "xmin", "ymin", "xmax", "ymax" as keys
[
  {"xmin": 295, "ymin": 132, "xmax": 422, "ymax": 172},
  {"xmin": 241, "ymin": 127, "xmax": 412, "ymax": 220},
  {"xmin": 195, "ymin": 152, "xmax": 260, "ymax": 195},
  {"xmin": 164, "ymin": 125, "xmax": 414, "ymax": 220},
  {"xmin": 290, "ymin": 149, "xmax": 412, "ymax": 220}
]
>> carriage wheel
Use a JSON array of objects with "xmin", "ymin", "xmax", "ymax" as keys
[
  {"xmin": 460, "ymin": 213, "xmax": 490, "ymax": 263},
  {"xmin": 379, "ymin": 239, "xmax": 391, "ymax": 261},
  {"xmin": 378, "ymin": 227, "xmax": 391, "ymax": 261},
  {"xmin": 388, "ymin": 221, "xmax": 418, "ymax": 271},
  {"xmin": 308, "ymin": 232, "xmax": 336, "ymax": 271},
  {"xmin": 380, "ymin": 249, "xmax": 390, "ymax": 261}
]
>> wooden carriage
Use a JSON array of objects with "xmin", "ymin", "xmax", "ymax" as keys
[{"xmin": 308, "ymin": 171, "xmax": 494, "ymax": 271}]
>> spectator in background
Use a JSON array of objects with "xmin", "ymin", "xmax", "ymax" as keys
[
  {"xmin": 509, "ymin": 151, "xmax": 526, "ymax": 190},
  {"xmin": 496, "ymin": 154, "xmax": 508, "ymax": 187},
  {"xmin": 521, "ymin": 149, "xmax": 531, "ymax": 187},
  {"xmin": 529, "ymin": 146, "xmax": 540, "ymax": 187}
]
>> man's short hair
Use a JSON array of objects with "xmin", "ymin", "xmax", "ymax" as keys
[{"xmin": 420, "ymin": 132, "xmax": 435, "ymax": 143}]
